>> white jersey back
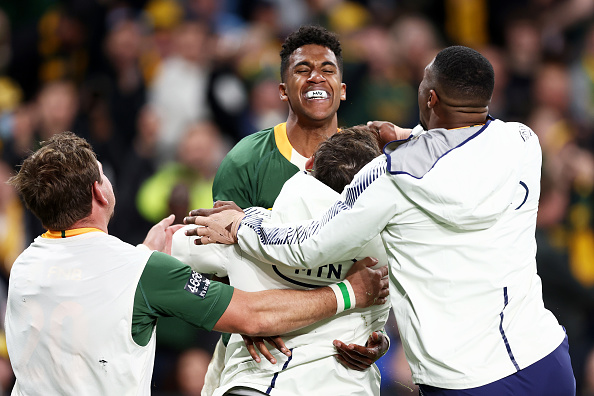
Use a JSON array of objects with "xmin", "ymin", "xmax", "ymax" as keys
[{"xmin": 7, "ymin": 232, "xmax": 155, "ymax": 396}]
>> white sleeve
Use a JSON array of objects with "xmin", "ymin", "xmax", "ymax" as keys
[
  {"xmin": 237, "ymin": 161, "xmax": 398, "ymax": 268},
  {"xmin": 171, "ymin": 225, "xmax": 230, "ymax": 277}
]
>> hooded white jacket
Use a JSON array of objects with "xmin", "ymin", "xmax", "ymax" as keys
[{"xmin": 236, "ymin": 118, "xmax": 565, "ymax": 389}]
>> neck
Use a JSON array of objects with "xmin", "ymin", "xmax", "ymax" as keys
[
  {"xmin": 70, "ymin": 214, "xmax": 108, "ymax": 234},
  {"xmin": 427, "ymin": 107, "xmax": 489, "ymax": 130},
  {"xmin": 285, "ymin": 116, "xmax": 338, "ymax": 158}
]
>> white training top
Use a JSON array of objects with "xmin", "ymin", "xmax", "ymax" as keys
[
  {"xmin": 172, "ymin": 172, "xmax": 391, "ymax": 396},
  {"xmin": 6, "ymin": 232, "xmax": 155, "ymax": 396},
  {"xmin": 235, "ymin": 118, "xmax": 566, "ymax": 389}
]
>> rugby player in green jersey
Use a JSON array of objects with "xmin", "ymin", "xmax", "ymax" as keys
[{"xmin": 203, "ymin": 25, "xmax": 391, "ymax": 394}]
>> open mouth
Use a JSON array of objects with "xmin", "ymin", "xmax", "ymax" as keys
[{"xmin": 305, "ymin": 90, "xmax": 329, "ymax": 99}]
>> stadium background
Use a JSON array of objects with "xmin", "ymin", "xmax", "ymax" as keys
[{"xmin": 1, "ymin": 0, "xmax": 594, "ymax": 394}]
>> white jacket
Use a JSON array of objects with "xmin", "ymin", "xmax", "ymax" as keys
[{"xmin": 237, "ymin": 118, "xmax": 565, "ymax": 389}]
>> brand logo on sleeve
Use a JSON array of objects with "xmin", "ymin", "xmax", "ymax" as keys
[
  {"xmin": 184, "ymin": 271, "xmax": 210, "ymax": 299},
  {"xmin": 519, "ymin": 125, "xmax": 532, "ymax": 142}
]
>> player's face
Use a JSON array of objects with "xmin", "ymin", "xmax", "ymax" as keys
[
  {"xmin": 280, "ymin": 44, "xmax": 346, "ymax": 125},
  {"xmin": 97, "ymin": 161, "xmax": 116, "ymax": 220}
]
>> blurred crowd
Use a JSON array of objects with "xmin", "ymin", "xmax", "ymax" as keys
[{"xmin": 2, "ymin": 0, "xmax": 594, "ymax": 395}]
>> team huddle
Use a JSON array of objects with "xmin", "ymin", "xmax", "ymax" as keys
[{"xmin": 5, "ymin": 25, "xmax": 576, "ymax": 396}]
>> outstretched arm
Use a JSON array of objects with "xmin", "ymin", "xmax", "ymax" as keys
[{"xmin": 187, "ymin": 164, "xmax": 398, "ymax": 270}]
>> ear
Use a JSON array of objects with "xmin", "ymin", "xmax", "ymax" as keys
[
  {"xmin": 428, "ymin": 89, "xmax": 439, "ymax": 109},
  {"xmin": 340, "ymin": 83, "xmax": 346, "ymax": 101},
  {"xmin": 279, "ymin": 83, "xmax": 288, "ymax": 102},
  {"xmin": 92, "ymin": 181, "xmax": 109, "ymax": 206},
  {"xmin": 305, "ymin": 156, "xmax": 315, "ymax": 172}
]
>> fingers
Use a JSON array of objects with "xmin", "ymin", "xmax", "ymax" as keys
[
  {"xmin": 157, "ymin": 214, "xmax": 175, "ymax": 229},
  {"xmin": 241, "ymin": 335, "xmax": 261, "ymax": 363},
  {"xmin": 182, "ymin": 224, "xmax": 219, "ymax": 245},
  {"xmin": 184, "ymin": 214, "xmax": 214, "ymax": 225},
  {"xmin": 167, "ymin": 224, "xmax": 184, "ymax": 234},
  {"xmin": 185, "ymin": 208, "xmax": 223, "ymax": 222},
  {"xmin": 184, "ymin": 226, "xmax": 200, "ymax": 236},
  {"xmin": 367, "ymin": 120, "xmax": 394, "ymax": 130},
  {"xmin": 187, "ymin": 201, "xmax": 241, "ymax": 219},
  {"xmin": 253, "ymin": 338, "xmax": 277, "ymax": 364},
  {"xmin": 367, "ymin": 331, "xmax": 389, "ymax": 358},
  {"xmin": 363, "ymin": 257, "xmax": 379, "ymax": 268},
  {"xmin": 213, "ymin": 200, "xmax": 242, "ymax": 211},
  {"xmin": 335, "ymin": 353, "xmax": 367, "ymax": 371},
  {"xmin": 333, "ymin": 340, "xmax": 374, "ymax": 371},
  {"xmin": 267, "ymin": 336, "xmax": 291, "ymax": 357}
]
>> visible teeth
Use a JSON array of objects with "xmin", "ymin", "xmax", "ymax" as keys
[{"xmin": 306, "ymin": 90, "xmax": 328, "ymax": 99}]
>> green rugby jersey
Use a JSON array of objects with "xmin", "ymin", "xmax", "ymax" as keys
[
  {"xmin": 213, "ymin": 123, "xmax": 304, "ymax": 209},
  {"xmin": 132, "ymin": 251, "xmax": 234, "ymax": 346}
]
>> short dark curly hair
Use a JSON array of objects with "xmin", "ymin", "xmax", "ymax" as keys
[
  {"xmin": 280, "ymin": 25, "xmax": 343, "ymax": 82},
  {"xmin": 432, "ymin": 46, "xmax": 494, "ymax": 103},
  {"xmin": 312, "ymin": 125, "xmax": 381, "ymax": 194}
]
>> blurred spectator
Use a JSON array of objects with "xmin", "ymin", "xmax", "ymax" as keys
[
  {"xmin": 0, "ymin": 161, "xmax": 24, "ymax": 278},
  {"xmin": 34, "ymin": 79, "xmax": 85, "ymax": 141},
  {"xmin": 148, "ymin": 19, "xmax": 213, "ymax": 164},
  {"xmin": 480, "ymin": 45, "xmax": 509, "ymax": 119},
  {"xmin": 243, "ymin": 75, "xmax": 287, "ymax": 135},
  {"xmin": 340, "ymin": 24, "xmax": 417, "ymax": 127},
  {"xmin": 536, "ymin": 163, "xmax": 594, "ymax": 394},
  {"xmin": 0, "ymin": 104, "xmax": 35, "ymax": 171},
  {"xmin": 110, "ymin": 104, "xmax": 160, "ymax": 245},
  {"xmin": 527, "ymin": 58, "xmax": 594, "ymax": 395},
  {"xmin": 389, "ymin": 14, "xmax": 441, "ymax": 86},
  {"xmin": 502, "ymin": 15, "xmax": 542, "ymax": 123},
  {"xmin": 136, "ymin": 121, "xmax": 226, "ymax": 225},
  {"xmin": 570, "ymin": 22, "xmax": 594, "ymax": 151},
  {"xmin": 98, "ymin": 16, "xmax": 148, "ymax": 151},
  {"xmin": 443, "ymin": 0, "xmax": 488, "ymax": 48},
  {"xmin": 0, "ymin": 161, "xmax": 17, "ymax": 394}
]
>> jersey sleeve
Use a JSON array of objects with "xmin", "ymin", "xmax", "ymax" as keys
[
  {"xmin": 132, "ymin": 251, "xmax": 234, "ymax": 345},
  {"xmin": 171, "ymin": 225, "xmax": 230, "ymax": 277}
]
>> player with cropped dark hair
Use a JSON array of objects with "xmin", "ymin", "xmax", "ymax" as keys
[
  {"xmin": 213, "ymin": 24, "xmax": 346, "ymax": 209},
  {"xmin": 280, "ymin": 25, "xmax": 343, "ymax": 82},
  {"xmin": 431, "ymin": 45, "xmax": 495, "ymax": 101},
  {"xmin": 206, "ymin": 25, "xmax": 389, "ymax": 394}
]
